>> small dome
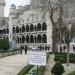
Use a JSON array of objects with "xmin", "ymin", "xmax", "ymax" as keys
[{"xmin": 11, "ymin": 4, "xmax": 16, "ymax": 9}]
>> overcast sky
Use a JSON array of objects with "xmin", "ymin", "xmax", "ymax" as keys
[{"xmin": 5, "ymin": 0, "xmax": 30, "ymax": 17}]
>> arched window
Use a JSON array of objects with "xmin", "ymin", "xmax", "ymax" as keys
[
  {"xmin": 37, "ymin": 23, "xmax": 41, "ymax": 31},
  {"xmin": 26, "ymin": 35, "xmax": 29, "ymax": 43},
  {"xmin": 42, "ymin": 22, "xmax": 47, "ymax": 31},
  {"xmin": 7, "ymin": 28, "xmax": 9, "ymax": 34},
  {"xmin": 42, "ymin": 34, "xmax": 47, "ymax": 43},
  {"xmin": 16, "ymin": 26, "xmax": 19, "ymax": 33},
  {"xmin": 37, "ymin": 35, "xmax": 42, "ymax": 43},
  {"xmin": 30, "ymin": 35, "xmax": 34, "ymax": 43},
  {"xmin": 30, "ymin": 24, "xmax": 34, "ymax": 32},
  {"xmin": 22, "ymin": 36, "xmax": 25, "ymax": 43},
  {"xmin": 26, "ymin": 25, "xmax": 29, "ymax": 32},
  {"xmin": 22, "ymin": 25, "xmax": 25, "ymax": 32},
  {"xmin": 13, "ymin": 27, "xmax": 15, "ymax": 33}
]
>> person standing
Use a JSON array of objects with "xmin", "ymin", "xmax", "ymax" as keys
[{"xmin": 20, "ymin": 46, "xmax": 22, "ymax": 54}]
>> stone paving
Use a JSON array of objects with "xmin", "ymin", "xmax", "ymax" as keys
[
  {"xmin": 0, "ymin": 51, "xmax": 28, "ymax": 75},
  {"xmin": 0, "ymin": 51, "xmax": 75, "ymax": 75}
]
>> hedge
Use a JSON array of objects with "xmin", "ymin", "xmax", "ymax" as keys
[
  {"xmin": 54, "ymin": 53, "xmax": 75, "ymax": 63},
  {"xmin": 38, "ymin": 66, "xmax": 46, "ymax": 75},
  {"xmin": 17, "ymin": 65, "xmax": 33, "ymax": 75}
]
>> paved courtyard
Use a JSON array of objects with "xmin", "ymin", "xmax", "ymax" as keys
[{"xmin": 0, "ymin": 51, "xmax": 28, "ymax": 75}]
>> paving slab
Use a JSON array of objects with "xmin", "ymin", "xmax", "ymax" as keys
[{"xmin": 0, "ymin": 53, "xmax": 28, "ymax": 75}]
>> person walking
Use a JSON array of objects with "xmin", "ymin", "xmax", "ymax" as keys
[{"xmin": 25, "ymin": 45, "xmax": 27, "ymax": 54}]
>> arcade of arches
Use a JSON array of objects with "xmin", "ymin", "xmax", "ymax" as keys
[
  {"xmin": 13, "ymin": 22, "xmax": 47, "ymax": 33},
  {"xmin": 0, "ymin": 22, "xmax": 48, "ymax": 50},
  {"xmin": 16, "ymin": 34, "xmax": 48, "ymax": 50},
  {"xmin": 16, "ymin": 34, "xmax": 47, "ymax": 44},
  {"xmin": 14, "ymin": 22, "xmax": 48, "ymax": 50},
  {"xmin": 0, "ymin": 28, "xmax": 9, "ymax": 35}
]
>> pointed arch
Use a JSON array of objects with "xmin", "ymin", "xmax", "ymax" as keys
[
  {"xmin": 42, "ymin": 34, "xmax": 47, "ymax": 43},
  {"xmin": 37, "ymin": 23, "xmax": 41, "ymax": 31},
  {"xmin": 22, "ymin": 36, "xmax": 25, "ymax": 43},
  {"xmin": 30, "ymin": 24, "xmax": 34, "ymax": 32},
  {"xmin": 22, "ymin": 25, "xmax": 25, "ymax": 32},
  {"xmin": 16, "ymin": 26, "xmax": 19, "ymax": 33},
  {"xmin": 26, "ymin": 35, "xmax": 29, "ymax": 43},
  {"xmin": 26, "ymin": 25, "xmax": 29, "ymax": 32},
  {"xmin": 42, "ymin": 22, "xmax": 47, "ymax": 31},
  {"xmin": 30, "ymin": 35, "xmax": 34, "ymax": 43},
  {"xmin": 13, "ymin": 27, "xmax": 15, "ymax": 33},
  {"xmin": 37, "ymin": 34, "xmax": 42, "ymax": 43}
]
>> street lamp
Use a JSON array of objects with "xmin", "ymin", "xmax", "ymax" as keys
[{"xmin": 65, "ymin": 22, "xmax": 72, "ymax": 66}]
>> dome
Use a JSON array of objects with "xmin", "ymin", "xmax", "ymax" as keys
[
  {"xmin": 9, "ymin": 4, "xmax": 17, "ymax": 15},
  {"xmin": 11, "ymin": 4, "xmax": 16, "ymax": 9}
]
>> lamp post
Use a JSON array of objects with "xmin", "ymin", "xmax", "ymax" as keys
[{"xmin": 65, "ymin": 23, "xmax": 71, "ymax": 66}]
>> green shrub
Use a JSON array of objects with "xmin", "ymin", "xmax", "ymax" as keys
[
  {"xmin": 51, "ymin": 62, "xmax": 65, "ymax": 75},
  {"xmin": 30, "ymin": 66, "xmax": 46, "ymax": 75},
  {"xmin": 0, "ymin": 39, "xmax": 10, "ymax": 51},
  {"xmin": 38, "ymin": 66, "xmax": 46, "ymax": 75},
  {"xmin": 68, "ymin": 71, "xmax": 75, "ymax": 75},
  {"xmin": 54, "ymin": 53, "xmax": 67, "ymax": 63},
  {"xmin": 54, "ymin": 53, "xmax": 75, "ymax": 63},
  {"xmin": 70, "ymin": 58, "xmax": 75, "ymax": 63},
  {"xmin": 17, "ymin": 65, "xmax": 33, "ymax": 75}
]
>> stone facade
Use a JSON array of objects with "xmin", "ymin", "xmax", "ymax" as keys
[{"xmin": 0, "ymin": 0, "xmax": 53, "ymax": 52}]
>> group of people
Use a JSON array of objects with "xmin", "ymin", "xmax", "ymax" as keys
[
  {"xmin": 60, "ymin": 45, "xmax": 67, "ymax": 52},
  {"xmin": 20, "ymin": 45, "xmax": 28, "ymax": 54}
]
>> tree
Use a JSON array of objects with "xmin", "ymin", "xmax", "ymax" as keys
[
  {"xmin": 47, "ymin": 0, "xmax": 65, "ymax": 52},
  {"xmin": 51, "ymin": 62, "xmax": 65, "ymax": 75},
  {"xmin": 0, "ymin": 39, "xmax": 10, "ymax": 51}
]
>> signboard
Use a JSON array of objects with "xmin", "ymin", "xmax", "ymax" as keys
[{"xmin": 28, "ymin": 52, "xmax": 46, "ymax": 66}]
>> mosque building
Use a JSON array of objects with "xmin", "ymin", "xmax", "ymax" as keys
[{"xmin": 0, "ymin": 0, "xmax": 75, "ymax": 53}]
